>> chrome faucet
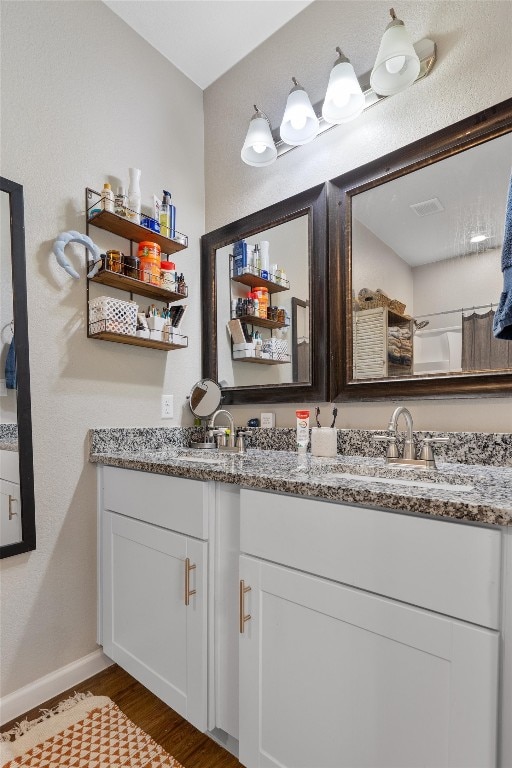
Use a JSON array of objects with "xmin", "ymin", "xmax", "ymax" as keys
[
  {"xmin": 374, "ymin": 406, "xmax": 449, "ymax": 468},
  {"xmin": 209, "ymin": 409, "xmax": 236, "ymax": 450},
  {"xmin": 388, "ymin": 406, "xmax": 415, "ymax": 460}
]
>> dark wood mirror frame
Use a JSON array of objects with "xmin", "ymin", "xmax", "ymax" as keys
[
  {"xmin": 0, "ymin": 177, "xmax": 35, "ymax": 558},
  {"xmin": 201, "ymin": 184, "xmax": 328, "ymax": 405},
  {"xmin": 329, "ymin": 98, "xmax": 512, "ymax": 402}
]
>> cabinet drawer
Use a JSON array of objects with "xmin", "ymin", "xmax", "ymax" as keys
[
  {"xmin": 0, "ymin": 450, "xmax": 19, "ymax": 484},
  {"xmin": 240, "ymin": 489, "xmax": 501, "ymax": 629},
  {"xmin": 102, "ymin": 466, "xmax": 209, "ymax": 539}
]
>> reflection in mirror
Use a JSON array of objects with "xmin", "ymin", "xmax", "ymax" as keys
[
  {"xmin": 352, "ymin": 132, "xmax": 512, "ymax": 380},
  {"xmin": 216, "ymin": 215, "xmax": 310, "ymax": 388},
  {"xmin": 201, "ymin": 184, "xmax": 328, "ymax": 405},
  {"xmin": 0, "ymin": 177, "xmax": 35, "ymax": 558},
  {"xmin": 328, "ymin": 101, "xmax": 512, "ymax": 401}
]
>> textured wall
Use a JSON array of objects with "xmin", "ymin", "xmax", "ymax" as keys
[
  {"xmin": 204, "ymin": 0, "xmax": 512, "ymax": 431},
  {"xmin": 0, "ymin": 1, "xmax": 204, "ymax": 696}
]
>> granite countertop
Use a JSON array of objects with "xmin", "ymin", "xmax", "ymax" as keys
[
  {"xmin": 0, "ymin": 438, "xmax": 18, "ymax": 452},
  {"xmin": 89, "ymin": 446, "xmax": 512, "ymax": 527}
]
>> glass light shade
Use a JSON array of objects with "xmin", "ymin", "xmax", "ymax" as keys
[
  {"xmin": 322, "ymin": 60, "xmax": 365, "ymax": 124},
  {"xmin": 241, "ymin": 113, "xmax": 277, "ymax": 167},
  {"xmin": 370, "ymin": 20, "xmax": 420, "ymax": 96},
  {"xmin": 280, "ymin": 87, "xmax": 319, "ymax": 146}
]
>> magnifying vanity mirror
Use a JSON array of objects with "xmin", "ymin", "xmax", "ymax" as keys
[
  {"xmin": 330, "ymin": 99, "xmax": 512, "ymax": 400},
  {"xmin": 0, "ymin": 177, "xmax": 35, "ymax": 558},
  {"xmin": 201, "ymin": 184, "xmax": 328, "ymax": 404}
]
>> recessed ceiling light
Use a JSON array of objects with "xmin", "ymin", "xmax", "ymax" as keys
[{"xmin": 470, "ymin": 233, "xmax": 488, "ymax": 243}]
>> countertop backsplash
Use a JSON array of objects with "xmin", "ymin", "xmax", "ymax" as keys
[{"xmin": 89, "ymin": 426, "xmax": 512, "ymax": 467}]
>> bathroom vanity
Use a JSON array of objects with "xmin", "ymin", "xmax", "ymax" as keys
[{"xmin": 92, "ymin": 434, "xmax": 512, "ymax": 768}]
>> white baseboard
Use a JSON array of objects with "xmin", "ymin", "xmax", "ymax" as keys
[{"xmin": 0, "ymin": 649, "xmax": 113, "ymax": 726}]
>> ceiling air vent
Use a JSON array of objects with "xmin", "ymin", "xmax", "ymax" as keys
[{"xmin": 409, "ymin": 197, "xmax": 444, "ymax": 217}]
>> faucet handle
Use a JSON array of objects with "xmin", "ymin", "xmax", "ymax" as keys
[
  {"xmin": 373, "ymin": 433, "xmax": 400, "ymax": 459},
  {"xmin": 418, "ymin": 436, "xmax": 449, "ymax": 466}
]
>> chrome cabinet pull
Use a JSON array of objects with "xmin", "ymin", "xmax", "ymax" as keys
[
  {"xmin": 239, "ymin": 579, "xmax": 251, "ymax": 633},
  {"xmin": 185, "ymin": 557, "xmax": 197, "ymax": 606},
  {"xmin": 8, "ymin": 495, "xmax": 18, "ymax": 520}
]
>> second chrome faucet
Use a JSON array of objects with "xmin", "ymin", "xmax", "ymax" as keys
[{"xmin": 375, "ymin": 406, "xmax": 448, "ymax": 469}]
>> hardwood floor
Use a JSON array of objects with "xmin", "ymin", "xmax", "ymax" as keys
[{"xmin": 2, "ymin": 663, "xmax": 241, "ymax": 768}]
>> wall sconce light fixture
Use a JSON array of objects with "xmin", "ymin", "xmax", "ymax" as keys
[
  {"xmin": 322, "ymin": 47, "xmax": 365, "ymax": 124},
  {"xmin": 240, "ymin": 106, "xmax": 278, "ymax": 167},
  {"xmin": 370, "ymin": 8, "xmax": 421, "ymax": 96},
  {"xmin": 241, "ymin": 8, "xmax": 436, "ymax": 167},
  {"xmin": 280, "ymin": 78, "xmax": 319, "ymax": 145}
]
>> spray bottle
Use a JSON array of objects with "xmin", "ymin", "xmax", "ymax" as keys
[{"xmin": 160, "ymin": 190, "xmax": 176, "ymax": 239}]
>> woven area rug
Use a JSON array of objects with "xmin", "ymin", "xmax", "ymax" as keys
[{"xmin": 0, "ymin": 693, "xmax": 183, "ymax": 767}]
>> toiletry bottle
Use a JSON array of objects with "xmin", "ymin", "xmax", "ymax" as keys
[
  {"xmin": 127, "ymin": 168, "xmax": 141, "ymax": 224},
  {"xmin": 253, "ymin": 244, "xmax": 261, "ymax": 274},
  {"xmin": 236, "ymin": 298, "xmax": 244, "ymax": 317},
  {"xmin": 296, "ymin": 410, "xmax": 310, "ymax": 454},
  {"xmin": 114, "ymin": 186, "xmax": 127, "ymax": 217},
  {"xmin": 260, "ymin": 240, "xmax": 270, "ymax": 280},
  {"xmin": 101, "ymin": 183, "xmax": 114, "ymax": 213},
  {"xmin": 160, "ymin": 190, "xmax": 176, "ymax": 239}
]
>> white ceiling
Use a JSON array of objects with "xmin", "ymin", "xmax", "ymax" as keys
[
  {"xmin": 103, "ymin": 0, "xmax": 314, "ymax": 89},
  {"xmin": 353, "ymin": 132, "xmax": 512, "ymax": 267}
]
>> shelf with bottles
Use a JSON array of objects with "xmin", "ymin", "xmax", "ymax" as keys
[
  {"xmin": 230, "ymin": 269, "xmax": 289, "ymax": 293},
  {"xmin": 89, "ymin": 259, "xmax": 188, "ymax": 303},
  {"xmin": 86, "ymin": 187, "xmax": 188, "ymax": 255},
  {"xmin": 88, "ymin": 298, "xmax": 188, "ymax": 352}
]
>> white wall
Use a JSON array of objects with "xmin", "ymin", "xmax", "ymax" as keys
[
  {"xmin": 204, "ymin": 0, "xmax": 512, "ymax": 432},
  {"xmin": 352, "ymin": 219, "xmax": 414, "ymax": 314},
  {"xmin": 0, "ymin": 0, "xmax": 204, "ymax": 697}
]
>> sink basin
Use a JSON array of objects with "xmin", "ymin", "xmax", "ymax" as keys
[{"xmin": 326, "ymin": 472, "xmax": 474, "ymax": 492}]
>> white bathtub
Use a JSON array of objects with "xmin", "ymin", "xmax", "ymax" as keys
[{"xmin": 413, "ymin": 325, "xmax": 462, "ymax": 374}]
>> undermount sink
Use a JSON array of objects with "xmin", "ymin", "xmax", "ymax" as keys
[{"xmin": 325, "ymin": 471, "xmax": 474, "ymax": 493}]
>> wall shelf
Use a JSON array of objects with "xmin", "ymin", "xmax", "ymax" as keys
[
  {"xmin": 231, "ymin": 272, "xmax": 289, "ymax": 293},
  {"xmin": 90, "ymin": 269, "xmax": 187, "ymax": 303},
  {"xmin": 88, "ymin": 330, "xmax": 188, "ymax": 351},
  {"xmin": 234, "ymin": 314, "xmax": 288, "ymax": 330},
  {"xmin": 85, "ymin": 187, "xmax": 189, "ymax": 353},
  {"xmin": 87, "ymin": 208, "xmax": 187, "ymax": 255},
  {"xmin": 233, "ymin": 356, "xmax": 290, "ymax": 365}
]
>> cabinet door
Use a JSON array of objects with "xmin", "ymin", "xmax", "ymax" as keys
[
  {"xmin": 0, "ymin": 479, "xmax": 22, "ymax": 546},
  {"xmin": 102, "ymin": 511, "xmax": 207, "ymax": 731},
  {"xmin": 239, "ymin": 556, "xmax": 498, "ymax": 768}
]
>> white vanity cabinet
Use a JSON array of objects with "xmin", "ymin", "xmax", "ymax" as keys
[
  {"xmin": 99, "ymin": 466, "xmax": 210, "ymax": 731},
  {"xmin": 0, "ymin": 449, "xmax": 21, "ymax": 547},
  {"xmin": 238, "ymin": 489, "xmax": 501, "ymax": 768}
]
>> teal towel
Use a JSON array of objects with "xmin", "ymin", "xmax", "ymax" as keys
[
  {"xmin": 5, "ymin": 336, "xmax": 16, "ymax": 389},
  {"xmin": 493, "ymin": 173, "xmax": 512, "ymax": 340}
]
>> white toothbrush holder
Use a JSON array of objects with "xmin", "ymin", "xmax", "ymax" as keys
[{"xmin": 311, "ymin": 428, "xmax": 338, "ymax": 458}]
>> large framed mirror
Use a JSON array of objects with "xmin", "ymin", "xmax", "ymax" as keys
[
  {"xmin": 201, "ymin": 184, "xmax": 328, "ymax": 404},
  {"xmin": 330, "ymin": 99, "xmax": 512, "ymax": 400},
  {"xmin": 0, "ymin": 177, "xmax": 35, "ymax": 558}
]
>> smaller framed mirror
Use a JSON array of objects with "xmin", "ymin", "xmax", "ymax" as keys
[
  {"xmin": 329, "ymin": 99, "xmax": 512, "ymax": 401},
  {"xmin": 201, "ymin": 185, "xmax": 328, "ymax": 404}
]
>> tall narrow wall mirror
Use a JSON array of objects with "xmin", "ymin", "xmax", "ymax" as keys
[
  {"xmin": 0, "ymin": 177, "xmax": 35, "ymax": 558},
  {"xmin": 201, "ymin": 185, "xmax": 328, "ymax": 404},
  {"xmin": 330, "ymin": 99, "xmax": 512, "ymax": 400}
]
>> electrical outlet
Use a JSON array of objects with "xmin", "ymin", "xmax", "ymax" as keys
[
  {"xmin": 161, "ymin": 394, "xmax": 174, "ymax": 419},
  {"xmin": 0, "ymin": 379, "xmax": 7, "ymax": 397}
]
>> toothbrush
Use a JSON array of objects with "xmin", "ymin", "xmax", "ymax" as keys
[
  {"xmin": 315, "ymin": 407, "xmax": 321, "ymax": 428},
  {"xmin": 330, "ymin": 407, "xmax": 338, "ymax": 429}
]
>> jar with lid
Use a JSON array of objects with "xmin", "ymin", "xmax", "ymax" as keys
[
  {"xmin": 138, "ymin": 241, "xmax": 161, "ymax": 285},
  {"xmin": 277, "ymin": 306, "xmax": 286, "ymax": 324},
  {"xmin": 267, "ymin": 306, "xmax": 278, "ymax": 322},
  {"xmin": 123, "ymin": 253, "xmax": 140, "ymax": 280},
  {"xmin": 104, "ymin": 249, "xmax": 123, "ymax": 273},
  {"xmin": 254, "ymin": 286, "xmax": 269, "ymax": 319},
  {"xmin": 160, "ymin": 260, "xmax": 176, "ymax": 291}
]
